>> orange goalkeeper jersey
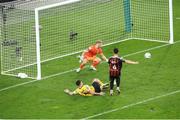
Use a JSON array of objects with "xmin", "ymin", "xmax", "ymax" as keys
[{"xmin": 84, "ymin": 45, "xmax": 103, "ymax": 57}]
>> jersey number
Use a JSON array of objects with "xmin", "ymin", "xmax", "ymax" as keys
[{"xmin": 113, "ymin": 65, "xmax": 117, "ymax": 70}]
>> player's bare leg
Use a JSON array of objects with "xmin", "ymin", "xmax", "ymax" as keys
[
  {"xmin": 92, "ymin": 78, "xmax": 103, "ymax": 85},
  {"xmin": 90, "ymin": 57, "xmax": 101, "ymax": 71},
  {"xmin": 92, "ymin": 78, "xmax": 109, "ymax": 90},
  {"xmin": 76, "ymin": 59, "xmax": 88, "ymax": 72}
]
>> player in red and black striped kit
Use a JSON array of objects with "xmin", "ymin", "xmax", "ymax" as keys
[{"xmin": 108, "ymin": 48, "xmax": 139, "ymax": 96}]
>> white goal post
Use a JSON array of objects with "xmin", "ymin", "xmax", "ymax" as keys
[
  {"xmin": 0, "ymin": 0, "xmax": 174, "ymax": 80},
  {"xmin": 169, "ymin": 0, "xmax": 174, "ymax": 44},
  {"xmin": 35, "ymin": 0, "xmax": 81, "ymax": 80}
]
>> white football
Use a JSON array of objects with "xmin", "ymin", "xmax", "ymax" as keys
[
  {"xmin": 144, "ymin": 52, "xmax": 151, "ymax": 59},
  {"xmin": 18, "ymin": 73, "xmax": 28, "ymax": 78}
]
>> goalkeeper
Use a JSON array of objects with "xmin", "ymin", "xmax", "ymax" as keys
[
  {"xmin": 76, "ymin": 40, "xmax": 108, "ymax": 72},
  {"xmin": 64, "ymin": 78, "xmax": 109, "ymax": 96}
]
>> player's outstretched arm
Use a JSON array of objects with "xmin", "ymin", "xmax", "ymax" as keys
[
  {"xmin": 100, "ymin": 53, "xmax": 108, "ymax": 62},
  {"xmin": 64, "ymin": 89, "xmax": 75, "ymax": 96},
  {"xmin": 125, "ymin": 60, "xmax": 139, "ymax": 64}
]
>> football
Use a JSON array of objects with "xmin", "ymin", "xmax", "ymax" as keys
[{"xmin": 144, "ymin": 52, "xmax": 151, "ymax": 59}]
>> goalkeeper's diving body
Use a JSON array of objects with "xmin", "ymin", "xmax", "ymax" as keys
[
  {"xmin": 64, "ymin": 78, "xmax": 109, "ymax": 96},
  {"xmin": 76, "ymin": 40, "xmax": 108, "ymax": 72}
]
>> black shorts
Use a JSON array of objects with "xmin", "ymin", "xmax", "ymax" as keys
[
  {"xmin": 92, "ymin": 82, "xmax": 101, "ymax": 93},
  {"xmin": 109, "ymin": 76, "xmax": 120, "ymax": 81}
]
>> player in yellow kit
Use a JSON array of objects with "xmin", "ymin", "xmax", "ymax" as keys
[{"xmin": 64, "ymin": 78, "xmax": 109, "ymax": 96}]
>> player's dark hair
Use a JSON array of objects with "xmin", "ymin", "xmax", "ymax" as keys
[
  {"xmin": 76, "ymin": 80, "xmax": 81, "ymax": 86},
  {"xmin": 114, "ymin": 48, "xmax": 119, "ymax": 54}
]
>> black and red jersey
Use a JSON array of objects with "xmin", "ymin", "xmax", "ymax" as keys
[{"xmin": 108, "ymin": 56, "xmax": 125, "ymax": 77}]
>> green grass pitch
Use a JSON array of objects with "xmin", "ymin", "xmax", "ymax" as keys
[{"xmin": 0, "ymin": 0, "xmax": 180, "ymax": 119}]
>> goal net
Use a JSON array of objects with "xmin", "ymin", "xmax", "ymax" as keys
[{"xmin": 0, "ymin": 0, "xmax": 173, "ymax": 79}]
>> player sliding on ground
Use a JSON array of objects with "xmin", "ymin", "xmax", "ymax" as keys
[
  {"xmin": 64, "ymin": 78, "xmax": 109, "ymax": 96},
  {"xmin": 76, "ymin": 40, "xmax": 108, "ymax": 72},
  {"xmin": 108, "ymin": 48, "xmax": 139, "ymax": 96}
]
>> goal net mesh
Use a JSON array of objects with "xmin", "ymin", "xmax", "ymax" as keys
[
  {"xmin": 0, "ymin": 5, "xmax": 37, "ymax": 78},
  {"xmin": 0, "ymin": 0, "xmax": 170, "ymax": 79},
  {"xmin": 131, "ymin": 0, "xmax": 170, "ymax": 40}
]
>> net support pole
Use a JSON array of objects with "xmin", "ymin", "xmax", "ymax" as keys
[
  {"xmin": 35, "ymin": 9, "xmax": 41, "ymax": 80},
  {"xmin": 169, "ymin": 0, "xmax": 174, "ymax": 44},
  {"xmin": 123, "ymin": 0, "xmax": 132, "ymax": 32}
]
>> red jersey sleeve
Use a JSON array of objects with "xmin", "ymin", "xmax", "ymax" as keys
[{"xmin": 98, "ymin": 48, "xmax": 103, "ymax": 54}]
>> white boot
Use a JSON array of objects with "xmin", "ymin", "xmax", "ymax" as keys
[
  {"xmin": 117, "ymin": 87, "xmax": 120, "ymax": 94},
  {"xmin": 76, "ymin": 68, "xmax": 81, "ymax": 73},
  {"xmin": 90, "ymin": 65, "xmax": 97, "ymax": 71},
  {"xmin": 110, "ymin": 90, "xmax": 113, "ymax": 96}
]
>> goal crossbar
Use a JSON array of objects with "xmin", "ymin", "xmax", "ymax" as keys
[{"xmin": 35, "ymin": 0, "xmax": 81, "ymax": 11}]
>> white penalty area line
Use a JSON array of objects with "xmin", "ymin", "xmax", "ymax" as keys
[
  {"xmin": 0, "ymin": 80, "xmax": 37, "ymax": 92},
  {"xmin": 0, "ymin": 40, "xmax": 180, "ymax": 93},
  {"xmin": 82, "ymin": 89, "xmax": 180, "ymax": 119}
]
